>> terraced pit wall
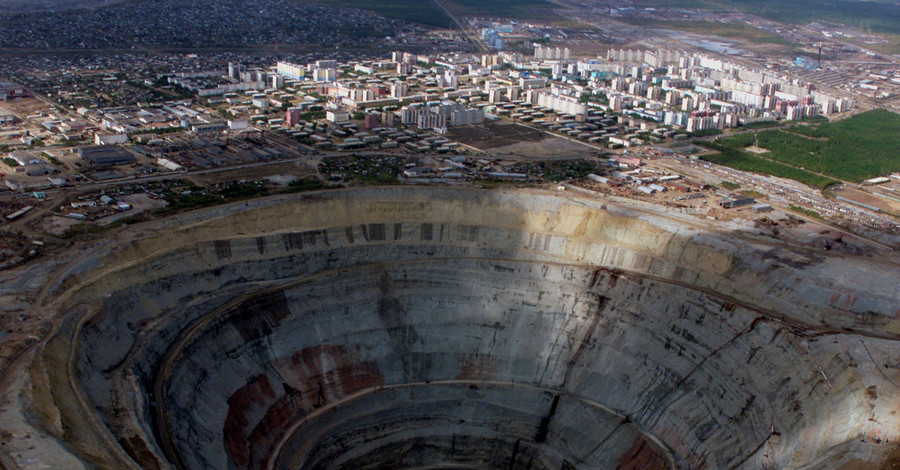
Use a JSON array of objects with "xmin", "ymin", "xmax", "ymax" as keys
[{"xmin": 4, "ymin": 187, "xmax": 900, "ymax": 470}]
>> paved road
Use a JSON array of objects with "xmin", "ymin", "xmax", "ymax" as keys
[{"xmin": 431, "ymin": 0, "xmax": 488, "ymax": 53}]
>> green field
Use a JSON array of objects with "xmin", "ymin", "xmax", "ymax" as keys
[
  {"xmin": 720, "ymin": 181, "xmax": 741, "ymax": 190},
  {"xmin": 444, "ymin": 0, "xmax": 560, "ymax": 20},
  {"xmin": 318, "ymin": 0, "xmax": 454, "ymax": 28},
  {"xmin": 720, "ymin": 0, "xmax": 900, "ymax": 36},
  {"xmin": 744, "ymin": 120, "xmax": 784, "ymax": 130},
  {"xmin": 620, "ymin": 18, "xmax": 794, "ymax": 46},
  {"xmin": 321, "ymin": 0, "xmax": 900, "ymax": 50},
  {"xmin": 642, "ymin": 0, "xmax": 900, "ymax": 36},
  {"xmin": 789, "ymin": 205, "xmax": 823, "ymax": 219},
  {"xmin": 716, "ymin": 133, "xmax": 755, "ymax": 148},
  {"xmin": 719, "ymin": 109, "xmax": 900, "ymax": 182},
  {"xmin": 317, "ymin": 0, "xmax": 559, "ymax": 26},
  {"xmin": 700, "ymin": 144, "xmax": 838, "ymax": 189},
  {"xmin": 630, "ymin": 0, "xmax": 900, "ymax": 52}
]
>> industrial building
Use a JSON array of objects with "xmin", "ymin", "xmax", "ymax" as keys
[
  {"xmin": 94, "ymin": 134, "xmax": 129, "ymax": 145},
  {"xmin": 719, "ymin": 195, "xmax": 757, "ymax": 208},
  {"xmin": 78, "ymin": 146, "xmax": 135, "ymax": 167},
  {"xmin": 0, "ymin": 81, "xmax": 30, "ymax": 101}
]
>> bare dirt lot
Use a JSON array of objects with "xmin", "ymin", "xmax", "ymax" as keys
[
  {"xmin": 745, "ymin": 146, "xmax": 770, "ymax": 154},
  {"xmin": 486, "ymin": 137, "xmax": 598, "ymax": 159},
  {"xmin": 36, "ymin": 215, "xmax": 83, "ymax": 236},
  {"xmin": 96, "ymin": 192, "xmax": 169, "ymax": 225},
  {"xmin": 448, "ymin": 121, "xmax": 599, "ymax": 159},
  {"xmin": 449, "ymin": 122, "xmax": 545, "ymax": 149},
  {"xmin": 0, "ymin": 98, "xmax": 54, "ymax": 119},
  {"xmin": 831, "ymin": 185, "xmax": 900, "ymax": 216}
]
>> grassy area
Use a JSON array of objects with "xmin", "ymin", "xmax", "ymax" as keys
[
  {"xmin": 720, "ymin": 181, "xmax": 741, "ymax": 190},
  {"xmin": 293, "ymin": 110, "xmax": 327, "ymax": 122},
  {"xmin": 620, "ymin": 18, "xmax": 794, "ymax": 46},
  {"xmin": 550, "ymin": 20, "xmax": 598, "ymax": 31},
  {"xmin": 700, "ymin": 143, "xmax": 838, "ymax": 189},
  {"xmin": 155, "ymin": 181, "xmax": 270, "ymax": 216},
  {"xmin": 716, "ymin": 0, "xmax": 900, "ymax": 36},
  {"xmin": 641, "ymin": 0, "xmax": 722, "ymax": 7},
  {"xmin": 41, "ymin": 152, "xmax": 61, "ymax": 165},
  {"xmin": 842, "ymin": 33, "xmax": 900, "ymax": 56},
  {"xmin": 744, "ymin": 120, "xmax": 784, "ymax": 130},
  {"xmin": 510, "ymin": 159, "xmax": 599, "ymax": 182},
  {"xmin": 789, "ymin": 205, "xmax": 823, "ymax": 219},
  {"xmin": 801, "ymin": 115, "xmax": 829, "ymax": 124},
  {"xmin": 689, "ymin": 128, "xmax": 723, "ymax": 137},
  {"xmin": 717, "ymin": 133, "xmax": 755, "ymax": 148},
  {"xmin": 624, "ymin": 0, "xmax": 900, "ymax": 50},
  {"xmin": 443, "ymin": 0, "xmax": 560, "ymax": 20},
  {"xmin": 725, "ymin": 110, "xmax": 900, "ymax": 182},
  {"xmin": 2, "ymin": 157, "xmax": 19, "ymax": 167},
  {"xmin": 359, "ymin": 170, "xmax": 400, "ymax": 185},
  {"xmin": 318, "ymin": 0, "xmax": 454, "ymax": 28},
  {"xmin": 741, "ymin": 190, "xmax": 765, "ymax": 198},
  {"xmin": 285, "ymin": 178, "xmax": 327, "ymax": 192}
]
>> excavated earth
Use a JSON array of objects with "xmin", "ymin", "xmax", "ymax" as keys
[{"xmin": 1, "ymin": 186, "xmax": 900, "ymax": 470}]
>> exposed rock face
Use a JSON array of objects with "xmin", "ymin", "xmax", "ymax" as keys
[{"xmin": 2, "ymin": 187, "xmax": 900, "ymax": 470}]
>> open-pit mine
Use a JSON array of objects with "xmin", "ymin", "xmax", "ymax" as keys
[{"xmin": 1, "ymin": 187, "xmax": 899, "ymax": 469}]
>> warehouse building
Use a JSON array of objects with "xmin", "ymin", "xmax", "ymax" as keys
[{"xmin": 79, "ymin": 146, "xmax": 135, "ymax": 167}]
